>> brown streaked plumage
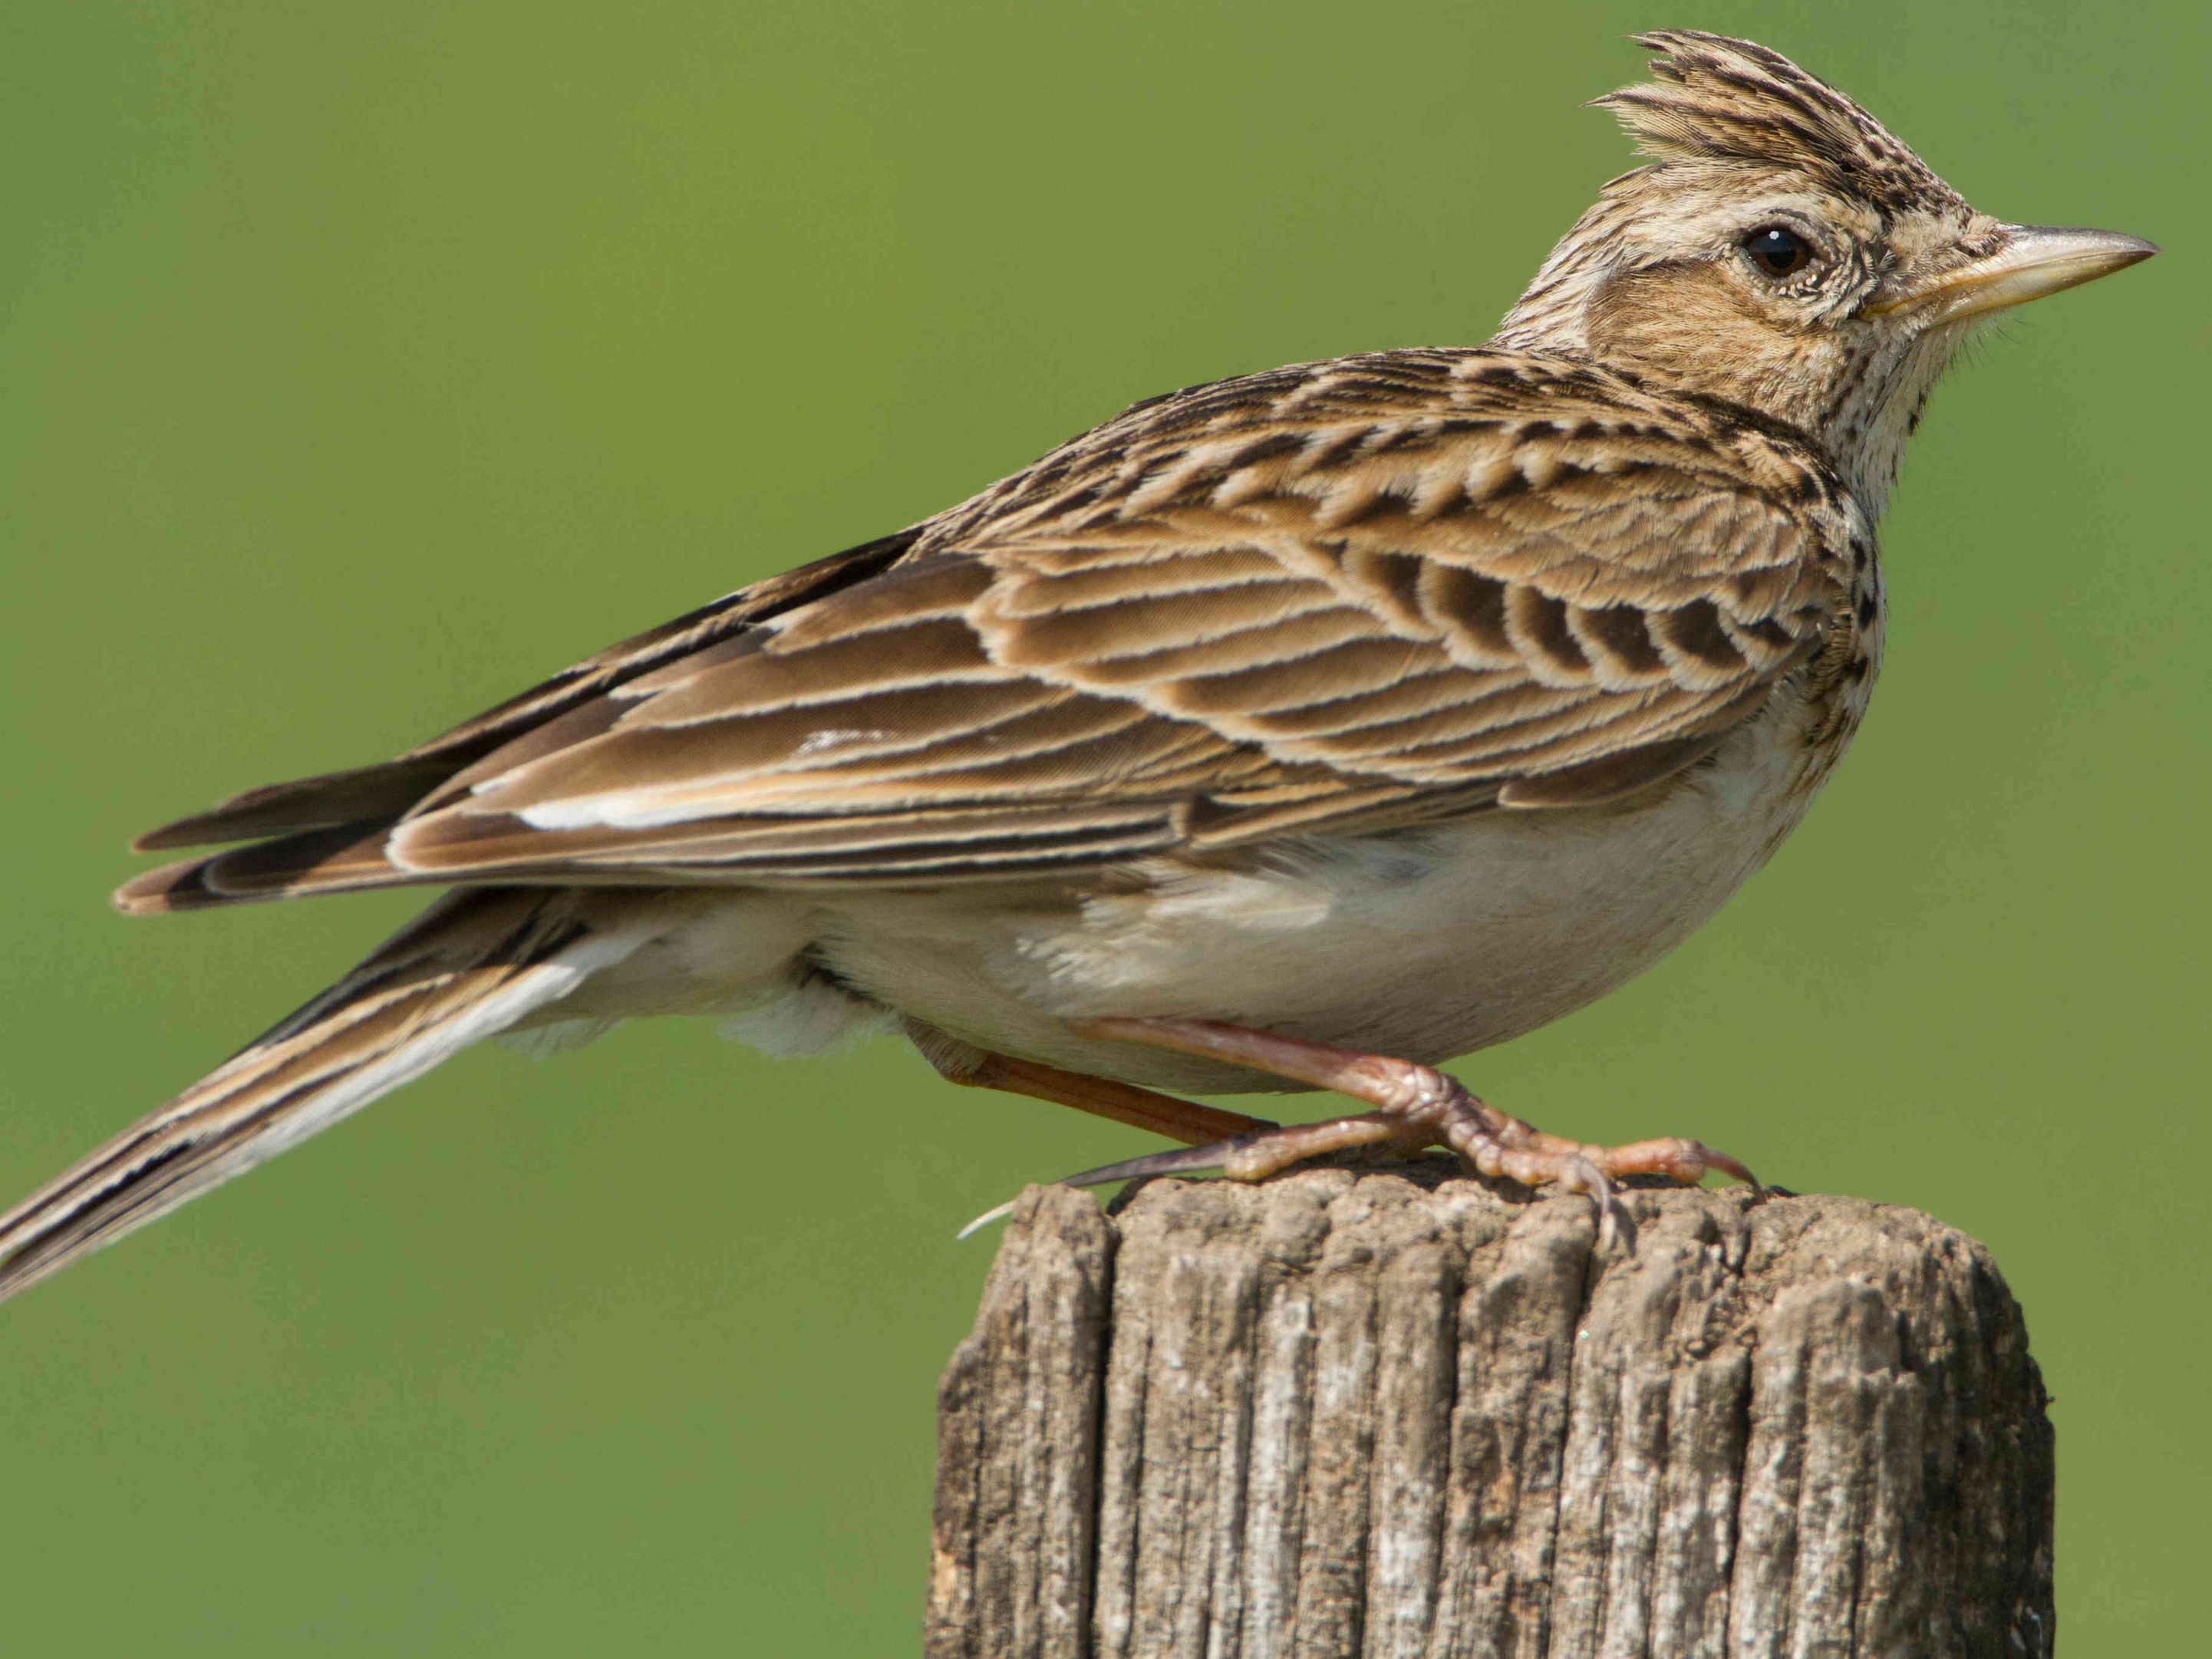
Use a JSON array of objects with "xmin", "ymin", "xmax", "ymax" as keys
[
  {"xmin": 1, "ymin": 31, "xmax": 2154, "ymax": 1299},
  {"xmin": 120, "ymin": 355, "xmax": 1842, "ymax": 907}
]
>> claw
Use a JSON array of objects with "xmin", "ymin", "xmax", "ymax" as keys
[
  {"xmin": 1557, "ymin": 1153, "xmax": 1637, "ymax": 1255},
  {"xmin": 954, "ymin": 1197, "xmax": 1021, "ymax": 1242},
  {"xmin": 1050, "ymin": 1133, "xmax": 1265, "ymax": 1190},
  {"xmin": 1600, "ymin": 1199, "xmax": 1637, "ymax": 1254},
  {"xmin": 1685, "ymin": 1140, "xmax": 1762, "ymax": 1194},
  {"xmin": 952, "ymin": 1131, "xmax": 1272, "ymax": 1242}
]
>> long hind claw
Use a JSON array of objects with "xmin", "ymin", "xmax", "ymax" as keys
[
  {"xmin": 952, "ymin": 1132, "xmax": 1276, "ymax": 1241},
  {"xmin": 1050, "ymin": 1133, "xmax": 1270, "ymax": 1192}
]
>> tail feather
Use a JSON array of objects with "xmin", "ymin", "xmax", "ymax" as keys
[{"xmin": 0, "ymin": 889, "xmax": 649, "ymax": 1306}]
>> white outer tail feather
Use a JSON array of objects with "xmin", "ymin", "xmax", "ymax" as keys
[{"xmin": 0, "ymin": 890, "xmax": 651, "ymax": 1307}]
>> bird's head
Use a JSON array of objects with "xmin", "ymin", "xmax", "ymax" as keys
[{"xmin": 1496, "ymin": 31, "xmax": 2154, "ymax": 512}]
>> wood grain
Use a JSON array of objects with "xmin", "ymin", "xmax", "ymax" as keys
[{"xmin": 928, "ymin": 1167, "xmax": 2051, "ymax": 1659}]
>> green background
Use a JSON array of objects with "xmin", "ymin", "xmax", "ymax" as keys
[{"xmin": 1, "ymin": 1, "xmax": 2200, "ymax": 1650}]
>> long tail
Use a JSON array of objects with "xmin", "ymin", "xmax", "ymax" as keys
[{"xmin": 0, "ymin": 888, "xmax": 651, "ymax": 1306}]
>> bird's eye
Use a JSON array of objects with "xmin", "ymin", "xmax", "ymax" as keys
[{"xmin": 1742, "ymin": 226, "xmax": 1815, "ymax": 279}]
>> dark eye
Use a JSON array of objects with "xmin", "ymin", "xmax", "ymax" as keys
[{"xmin": 1742, "ymin": 226, "xmax": 1815, "ymax": 279}]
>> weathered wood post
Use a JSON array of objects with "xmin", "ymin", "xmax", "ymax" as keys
[{"xmin": 927, "ymin": 1166, "xmax": 2052, "ymax": 1659}]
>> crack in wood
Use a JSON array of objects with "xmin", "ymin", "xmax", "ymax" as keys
[{"xmin": 928, "ymin": 1168, "xmax": 2051, "ymax": 1659}]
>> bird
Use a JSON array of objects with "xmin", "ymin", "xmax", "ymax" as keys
[{"xmin": 0, "ymin": 31, "xmax": 2154, "ymax": 1301}]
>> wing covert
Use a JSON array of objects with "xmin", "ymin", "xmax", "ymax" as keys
[{"xmin": 120, "ymin": 350, "xmax": 1853, "ymax": 909}]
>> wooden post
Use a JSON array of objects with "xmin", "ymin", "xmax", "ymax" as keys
[{"xmin": 927, "ymin": 1166, "xmax": 2052, "ymax": 1659}]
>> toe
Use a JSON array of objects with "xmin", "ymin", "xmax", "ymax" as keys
[{"xmin": 1591, "ymin": 1136, "xmax": 1759, "ymax": 1190}]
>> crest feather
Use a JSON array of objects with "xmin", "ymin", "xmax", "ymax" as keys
[{"xmin": 1597, "ymin": 31, "xmax": 1958, "ymax": 213}]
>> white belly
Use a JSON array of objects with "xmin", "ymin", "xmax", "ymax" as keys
[{"xmin": 803, "ymin": 686, "xmax": 1841, "ymax": 1095}]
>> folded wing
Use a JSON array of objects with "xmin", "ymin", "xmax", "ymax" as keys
[{"xmin": 120, "ymin": 352, "xmax": 1848, "ymax": 912}]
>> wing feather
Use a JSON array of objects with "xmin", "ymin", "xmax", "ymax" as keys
[
  {"xmin": 131, "ymin": 529, "xmax": 923, "ymax": 851},
  {"xmin": 120, "ymin": 350, "xmax": 1855, "ymax": 908}
]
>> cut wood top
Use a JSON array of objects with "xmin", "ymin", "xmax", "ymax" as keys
[{"xmin": 930, "ymin": 1169, "xmax": 2052, "ymax": 1659}]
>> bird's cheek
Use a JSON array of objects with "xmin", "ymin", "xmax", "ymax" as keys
[{"xmin": 1587, "ymin": 269, "xmax": 1805, "ymax": 417}]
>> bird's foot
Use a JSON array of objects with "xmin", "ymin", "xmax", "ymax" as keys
[{"xmin": 1043, "ymin": 1016, "xmax": 1760, "ymax": 1251}]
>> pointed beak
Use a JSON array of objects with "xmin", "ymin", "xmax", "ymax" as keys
[{"xmin": 1866, "ymin": 225, "xmax": 2158, "ymax": 322}]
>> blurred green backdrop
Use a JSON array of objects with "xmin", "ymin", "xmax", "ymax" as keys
[{"xmin": 1, "ymin": 1, "xmax": 2200, "ymax": 1650}]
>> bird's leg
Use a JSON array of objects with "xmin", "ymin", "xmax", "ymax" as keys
[
  {"xmin": 1059, "ymin": 1016, "xmax": 1759, "ymax": 1243},
  {"xmin": 912, "ymin": 1022, "xmax": 1276, "ymax": 1146}
]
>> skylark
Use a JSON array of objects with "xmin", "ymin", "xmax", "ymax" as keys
[{"xmin": 0, "ymin": 33, "xmax": 2154, "ymax": 1299}]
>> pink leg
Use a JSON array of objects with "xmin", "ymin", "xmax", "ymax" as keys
[
  {"xmin": 1056, "ymin": 1016, "xmax": 1759, "ymax": 1244},
  {"xmin": 921, "ymin": 1038, "xmax": 1276, "ymax": 1146}
]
